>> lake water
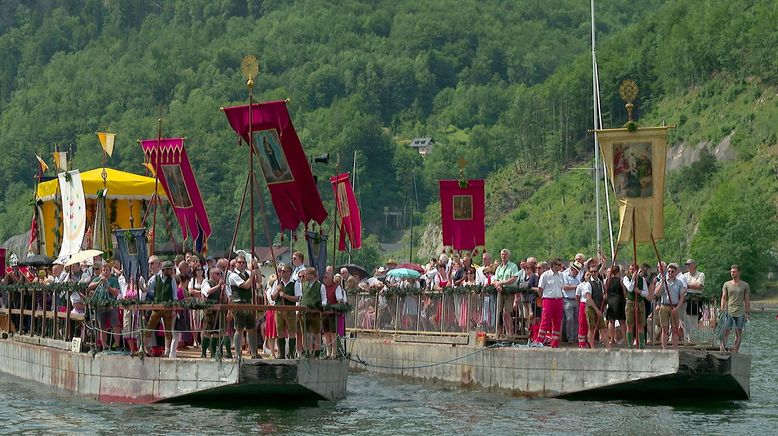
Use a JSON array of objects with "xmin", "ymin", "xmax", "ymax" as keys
[{"xmin": 1, "ymin": 312, "xmax": 774, "ymax": 434}]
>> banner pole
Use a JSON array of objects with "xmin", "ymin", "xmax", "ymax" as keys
[
  {"xmin": 251, "ymin": 169, "xmax": 280, "ymax": 302},
  {"xmin": 228, "ymin": 167, "xmax": 251, "ymax": 265},
  {"xmin": 332, "ymin": 158, "xmax": 340, "ymax": 272},
  {"xmin": 632, "ymin": 209, "xmax": 639, "ymax": 346},
  {"xmin": 150, "ymin": 118, "xmax": 162, "ymax": 255},
  {"xmin": 247, "ymin": 81, "xmax": 257, "ymax": 304}
]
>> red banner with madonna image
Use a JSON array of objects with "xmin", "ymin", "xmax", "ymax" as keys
[
  {"xmin": 439, "ymin": 179, "xmax": 485, "ymax": 251},
  {"xmin": 222, "ymin": 100, "xmax": 328, "ymax": 231}
]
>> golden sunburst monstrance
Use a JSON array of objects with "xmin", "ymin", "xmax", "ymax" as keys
[
  {"xmin": 619, "ymin": 80, "xmax": 639, "ymax": 123},
  {"xmin": 241, "ymin": 55, "xmax": 259, "ymax": 88}
]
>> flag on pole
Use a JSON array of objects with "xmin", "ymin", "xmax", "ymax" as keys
[
  {"xmin": 27, "ymin": 212, "xmax": 38, "ymax": 255},
  {"xmin": 142, "ymin": 162, "xmax": 157, "ymax": 178},
  {"xmin": 330, "ymin": 172, "xmax": 362, "ymax": 250},
  {"xmin": 56, "ymin": 170, "xmax": 86, "ymax": 259},
  {"xmin": 305, "ymin": 231, "xmax": 328, "ymax": 277},
  {"xmin": 597, "ymin": 126, "xmax": 670, "ymax": 243},
  {"xmin": 222, "ymin": 100, "xmax": 328, "ymax": 231},
  {"xmin": 97, "ymin": 132, "xmax": 116, "ymax": 157},
  {"xmin": 53, "ymin": 151, "xmax": 68, "ymax": 172},
  {"xmin": 140, "ymin": 137, "xmax": 212, "ymax": 244},
  {"xmin": 35, "ymin": 155, "xmax": 49, "ymax": 173},
  {"xmin": 439, "ymin": 179, "xmax": 485, "ymax": 251}
]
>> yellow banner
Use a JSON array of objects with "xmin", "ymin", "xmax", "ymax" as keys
[
  {"xmin": 52, "ymin": 151, "xmax": 68, "ymax": 172},
  {"xmin": 35, "ymin": 154, "xmax": 49, "ymax": 173},
  {"xmin": 97, "ymin": 132, "xmax": 115, "ymax": 157},
  {"xmin": 597, "ymin": 126, "xmax": 670, "ymax": 243},
  {"xmin": 142, "ymin": 162, "xmax": 156, "ymax": 178}
]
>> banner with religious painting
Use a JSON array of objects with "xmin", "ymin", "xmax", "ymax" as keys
[
  {"xmin": 439, "ymin": 179, "xmax": 485, "ymax": 250},
  {"xmin": 597, "ymin": 126, "xmax": 670, "ymax": 243},
  {"xmin": 222, "ymin": 100, "xmax": 328, "ymax": 231},
  {"xmin": 305, "ymin": 231, "xmax": 328, "ymax": 277},
  {"xmin": 56, "ymin": 170, "xmax": 86, "ymax": 261},
  {"xmin": 330, "ymin": 172, "xmax": 362, "ymax": 250},
  {"xmin": 140, "ymin": 138, "xmax": 212, "ymax": 244},
  {"xmin": 113, "ymin": 228, "xmax": 149, "ymax": 281}
]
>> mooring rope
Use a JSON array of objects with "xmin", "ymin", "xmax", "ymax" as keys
[{"xmin": 341, "ymin": 341, "xmax": 508, "ymax": 370}]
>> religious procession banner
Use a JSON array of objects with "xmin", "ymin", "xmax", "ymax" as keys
[
  {"xmin": 56, "ymin": 170, "xmax": 86, "ymax": 261},
  {"xmin": 223, "ymin": 100, "xmax": 328, "ymax": 231},
  {"xmin": 330, "ymin": 172, "xmax": 362, "ymax": 250},
  {"xmin": 140, "ymin": 138, "xmax": 212, "ymax": 244},
  {"xmin": 305, "ymin": 231, "xmax": 328, "ymax": 277},
  {"xmin": 97, "ymin": 132, "xmax": 115, "ymax": 157},
  {"xmin": 439, "ymin": 179, "xmax": 485, "ymax": 251},
  {"xmin": 597, "ymin": 126, "xmax": 670, "ymax": 243}
]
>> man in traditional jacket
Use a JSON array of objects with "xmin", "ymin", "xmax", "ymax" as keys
[
  {"xmin": 228, "ymin": 255, "xmax": 262, "ymax": 359},
  {"xmin": 144, "ymin": 260, "xmax": 178, "ymax": 357},
  {"xmin": 299, "ymin": 267, "xmax": 326, "ymax": 358},
  {"xmin": 271, "ymin": 264, "xmax": 303, "ymax": 358}
]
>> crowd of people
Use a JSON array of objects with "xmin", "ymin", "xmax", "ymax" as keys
[
  {"xmin": 349, "ymin": 250, "xmax": 750, "ymax": 353},
  {"xmin": 0, "ymin": 247, "xmax": 751, "ymax": 356},
  {"xmin": 0, "ymin": 250, "xmax": 350, "ymax": 360}
]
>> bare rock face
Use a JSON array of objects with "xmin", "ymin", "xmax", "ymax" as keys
[
  {"xmin": 417, "ymin": 222, "xmax": 443, "ymax": 261},
  {"xmin": 667, "ymin": 131, "xmax": 735, "ymax": 172}
]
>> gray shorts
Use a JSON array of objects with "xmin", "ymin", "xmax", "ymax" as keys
[
  {"xmin": 96, "ymin": 308, "xmax": 119, "ymax": 330},
  {"xmin": 724, "ymin": 314, "xmax": 746, "ymax": 330}
]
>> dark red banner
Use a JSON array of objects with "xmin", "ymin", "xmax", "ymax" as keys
[
  {"xmin": 141, "ymin": 138, "xmax": 212, "ymax": 244},
  {"xmin": 439, "ymin": 179, "xmax": 485, "ymax": 250},
  {"xmin": 330, "ymin": 173, "xmax": 362, "ymax": 250},
  {"xmin": 223, "ymin": 101, "xmax": 327, "ymax": 231}
]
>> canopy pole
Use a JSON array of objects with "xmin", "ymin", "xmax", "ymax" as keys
[{"xmin": 150, "ymin": 117, "xmax": 162, "ymax": 255}]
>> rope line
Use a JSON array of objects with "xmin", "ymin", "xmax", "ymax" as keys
[{"xmin": 342, "ymin": 341, "xmax": 507, "ymax": 370}]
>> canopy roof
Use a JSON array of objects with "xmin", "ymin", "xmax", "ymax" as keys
[{"xmin": 36, "ymin": 167, "xmax": 166, "ymax": 201}]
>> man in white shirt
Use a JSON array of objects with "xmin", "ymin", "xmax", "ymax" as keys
[
  {"xmin": 535, "ymin": 258, "xmax": 565, "ymax": 347},
  {"xmin": 291, "ymin": 251, "xmax": 306, "ymax": 282},
  {"xmin": 682, "ymin": 259, "xmax": 705, "ymax": 342},
  {"xmin": 475, "ymin": 252, "xmax": 493, "ymax": 285}
]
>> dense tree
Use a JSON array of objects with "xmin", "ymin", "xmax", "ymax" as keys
[{"xmin": 0, "ymin": 0, "xmax": 775, "ymax": 287}]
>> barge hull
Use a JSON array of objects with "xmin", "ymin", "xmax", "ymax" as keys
[
  {"xmin": 0, "ymin": 336, "xmax": 347, "ymax": 403},
  {"xmin": 347, "ymin": 335, "xmax": 750, "ymax": 400}
]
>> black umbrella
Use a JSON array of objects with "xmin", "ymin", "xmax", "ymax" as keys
[
  {"xmin": 336, "ymin": 264, "xmax": 369, "ymax": 280},
  {"xmin": 18, "ymin": 254, "xmax": 55, "ymax": 267}
]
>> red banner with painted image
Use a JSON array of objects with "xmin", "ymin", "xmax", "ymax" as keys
[
  {"xmin": 222, "ymin": 100, "xmax": 328, "ymax": 231},
  {"xmin": 330, "ymin": 172, "xmax": 362, "ymax": 250},
  {"xmin": 140, "ymin": 138, "xmax": 212, "ymax": 244},
  {"xmin": 439, "ymin": 179, "xmax": 485, "ymax": 251}
]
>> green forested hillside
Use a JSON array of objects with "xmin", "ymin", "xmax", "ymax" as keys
[
  {"xmin": 0, "ymin": 0, "xmax": 776, "ymax": 293},
  {"xmin": 484, "ymin": 2, "xmax": 778, "ymax": 293},
  {"xmin": 0, "ymin": 0, "xmax": 659, "ymax": 249}
]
